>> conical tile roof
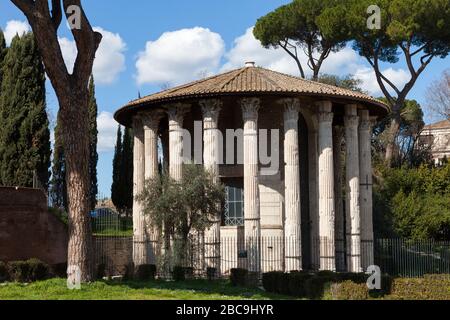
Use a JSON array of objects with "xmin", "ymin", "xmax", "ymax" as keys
[{"xmin": 115, "ymin": 66, "xmax": 388, "ymax": 126}]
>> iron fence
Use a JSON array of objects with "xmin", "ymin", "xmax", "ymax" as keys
[
  {"xmin": 375, "ymin": 238, "xmax": 450, "ymax": 278},
  {"xmin": 91, "ymin": 215, "xmax": 450, "ymax": 279}
]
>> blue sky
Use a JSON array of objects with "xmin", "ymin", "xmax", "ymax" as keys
[{"xmin": 1, "ymin": 0, "xmax": 449, "ymax": 197}]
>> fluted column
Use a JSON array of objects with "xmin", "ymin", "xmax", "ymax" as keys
[
  {"xmin": 345, "ymin": 104, "xmax": 362, "ymax": 273},
  {"xmin": 359, "ymin": 110, "xmax": 375, "ymax": 269},
  {"xmin": 333, "ymin": 126, "xmax": 345, "ymax": 272},
  {"xmin": 280, "ymin": 98, "xmax": 302, "ymax": 271},
  {"xmin": 142, "ymin": 111, "xmax": 163, "ymax": 265},
  {"xmin": 132, "ymin": 115, "xmax": 147, "ymax": 266},
  {"xmin": 167, "ymin": 104, "xmax": 190, "ymax": 181},
  {"xmin": 241, "ymin": 98, "xmax": 261, "ymax": 273},
  {"xmin": 317, "ymin": 101, "xmax": 336, "ymax": 271},
  {"xmin": 309, "ymin": 128, "xmax": 320, "ymax": 270},
  {"xmin": 200, "ymin": 99, "xmax": 222, "ymax": 274}
]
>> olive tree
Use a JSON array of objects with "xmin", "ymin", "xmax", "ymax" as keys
[{"xmin": 138, "ymin": 164, "xmax": 225, "ymax": 267}]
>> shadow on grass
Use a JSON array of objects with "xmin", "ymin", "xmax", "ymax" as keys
[{"xmin": 103, "ymin": 279, "xmax": 294, "ymax": 300}]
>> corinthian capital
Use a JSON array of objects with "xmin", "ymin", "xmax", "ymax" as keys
[
  {"xmin": 241, "ymin": 98, "xmax": 260, "ymax": 121},
  {"xmin": 318, "ymin": 111, "xmax": 334, "ymax": 123},
  {"xmin": 166, "ymin": 103, "xmax": 190, "ymax": 125},
  {"xmin": 279, "ymin": 98, "xmax": 300, "ymax": 122},
  {"xmin": 140, "ymin": 110, "xmax": 164, "ymax": 131},
  {"xmin": 200, "ymin": 99, "xmax": 222, "ymax": 123}
]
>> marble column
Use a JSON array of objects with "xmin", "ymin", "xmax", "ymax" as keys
[
  {"xmin": 317, "ymin": 101, "xmax": 336, "ymax": 271},
  {"xmin": 280, "ymin": 98, "xmax": 302, "ymax": 271},
  {"xmin": 142, "ymin": 111, "xmax": 163, "ymax": 265},
  {"xmin": 359, "ymin": 110, "xmax": 375, "ymax": 270},
  {"xmin": 167, "ymin": 104, "xmax": 190, "ymax": 181},
  {"xmin": 333, "ymin": 126, "xmax": 346, "ymax": 272},
  {"xmin": 241, "ymin": 98, "xmax": 261, "ymax": 273},
  {"xmin": 132, "ymin": 114, "xmax": 147, "ymax": 266},
  {"xmin": 309, "ymin": 128, "xmax": 320, "ymax": 270},
  {"xmin": 200, "ymin": 99, "xmax": 222, "ymax": 274},
  {"xmin": 345, "ymin": 104, "xmax": 362, "ymax": 273}
]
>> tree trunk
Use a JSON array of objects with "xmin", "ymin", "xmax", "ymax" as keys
[
  {"xmin": 385, "ymin": 116, "xmax": 401, "ymax": 167},
  {"xmin": 61, "ymin": 89, "xmax": 94, "ymax": 283}
]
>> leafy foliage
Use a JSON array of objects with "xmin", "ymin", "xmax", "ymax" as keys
[
  {"xmin": 111, "ymin": 126, "xmax": 134, "ymax": 215},
  {"xmin": 138, "ymin": 164, "xmax": 225, "ymax": 261},
  {"xmin": 254, "ymin": 0, "xmax": 349, "ymax": 79},
  {"xmin": 0, "ymin": 33, "xmax": 50, "ymax": 188},
  {"xmin": 50, "ymin": 112, "xmax": 68, "ymax": 211},
  {"xmin": 316, "ymin": 74, "xmax": 365, "ymax": 92},
  {"xmin": 373, "ymin": 99, "xmax": 430, "ymax": 167},
  {"xmin": 374, "ymin": 162, "xmax": 450, "ymax": 240},
  {"xmin": 88, "ymin": 76, "xmax": 98, "ymax": 210}
]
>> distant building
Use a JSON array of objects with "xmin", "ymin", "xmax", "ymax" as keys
[{"xmin": 420, "ymin": 120, "xmax": 450, "ymax": 165}]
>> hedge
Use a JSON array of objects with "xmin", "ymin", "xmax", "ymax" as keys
[
  {"xmin": 389, "ymin": 275, "xmax": 450, "ymax": 300},
  {"xmin": 0, "ymin": 261, "xmax": 8, "ymax": 282},
  {"xmin": 330, "ymin": 281, "xmax": 369, "ymax": 300},
  {"xmin": 230, "ymin": 268, "xmax": 248, "ymax": 287},
  {"xmin": 6, "ymin": 259, "xmax": 50, "ymax": 283},
  {"xmin": 135, "ymin": 264, "xmax": 157, "ymax": 281},
  {"xmin": 262, "ymin": 271, "xmax": 393, "ymax": 299},
  {"xmin": 262, "ymin": 271, "xmax": 450, "ymax": 300}
]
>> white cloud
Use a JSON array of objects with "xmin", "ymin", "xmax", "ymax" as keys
[
  {"xmin": 58, "ymin": 37, "xmax": 77, "ymax": 72},
  {"xmin": 354, "ymin": 67, "xmax": 410, "ymax": 96},
  {"xmin": 135, "ymin": 27, "xmax": 225, "ymax": 86},
  {"xmin": 59, "ymin": 27, "xmax": 126, "ymax": 85},
  {"xmin": 97, "ymin": 111, "xmax": 119, "ymax": 153},
  {"xmin": 3, "ymin": 20, "xmax": 31, "ymax": 46},
  {"xmin": 221, "ymin": 27, "xmax": 303, "ymax": 76}
]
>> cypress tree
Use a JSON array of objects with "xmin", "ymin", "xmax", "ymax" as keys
[
  {"xmin": 111, "ymin": 125, "xmax": 123, "ymax": 211},
  {"xmin": 50, "ymin": 112, "xmax": 68, "ymax": 210},
  {"xmin": 0, "ymin": 33, "xmax": 50, "ymax": 188},
  {"xmin": 0, "ymin": 29, "xmax": 7, "ymax": 87},
  {"xmin": 121, "ymin": 127, "xmax": 134, "ymax": 215},
  {"xmin": 88, "ymin": 76, "xmax": 98, "ymax": 210}
]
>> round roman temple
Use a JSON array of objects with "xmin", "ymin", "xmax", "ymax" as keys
[{"xmin": 114, "ymin": 62, "xmax": 389, "ymax": 274}]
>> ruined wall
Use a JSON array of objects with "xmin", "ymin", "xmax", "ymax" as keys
[{"xmin": 0, "ymin": 187, "xmax": 68, "ymax": 264}]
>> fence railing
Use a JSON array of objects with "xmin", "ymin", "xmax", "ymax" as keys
[
  {"xmin": 375, "ymin": 238, "xmax": 450, "ymax": 278},
  {"xmin": 91, "ymin": 216, "xmax": 450, "ymax": 279}
]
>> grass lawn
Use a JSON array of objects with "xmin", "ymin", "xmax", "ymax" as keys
[{"xmin": 0, "ymin": 278, "xmax": 294, "ymax": 300}]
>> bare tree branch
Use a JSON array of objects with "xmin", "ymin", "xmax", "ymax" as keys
[{"xmin": 279, "ymin": 40, "xmax": 305, "ymax": 78}]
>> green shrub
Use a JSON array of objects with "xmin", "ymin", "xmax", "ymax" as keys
[
  {"xmin": 51, "ymin": 263, "xmax": 67, "ymax": 278},
  {"xmin": 288, "ymin": 272, "xmax": 313, "ymax": 297},
  {"xmin": 262, "ymin": 272, "xmax": 281, "ymax": 293},
  {"xmin": 123, "ymin": 263, "xmax": 135, "ymax": 281},
  {"xmin": 7, "ymin": 261, "xmax": 30, "ymax": 282},
  {"xmin": 207, "ymin": 267, "xmax": 217, "ymax": 281},
  {"xmin": 7, "ymin": 259, "xmax": 49, "ymax": 282},
  {"xmin": 331, "ymin": 281, "xmax": 369, "ymax": 300},
  {"xmin": 336, "ymin": 272, "xmax": 367, "ymax": 284},
  {"xmin": 389, "ymin": 275, "xmax": 450, "ymax": 300},
  {"xmin": 304, "ymin": 275, "xmax": 331, "ymax": 299},
  {"xmin": 173, "ymin": 266, "xmax": 185, "ymax": 282},
  {"xmin": 135, "ymin": 264, "xmax": 157, "ymax": 281},
  {"xmin": 230, "ymin": 268, "xmax": 248, "ymax": 287},
  {"xmin": 27, "ymin": 259, "xmax": 50, "ymax": 282},
  {"xmin": 0, "ymin": 261, "xmax": 8, "ymax": 282}
]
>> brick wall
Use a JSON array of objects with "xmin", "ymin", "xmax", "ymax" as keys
[{"xmin": 0, "ymin": 187, "xmax": 68, "ymax": 264}]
